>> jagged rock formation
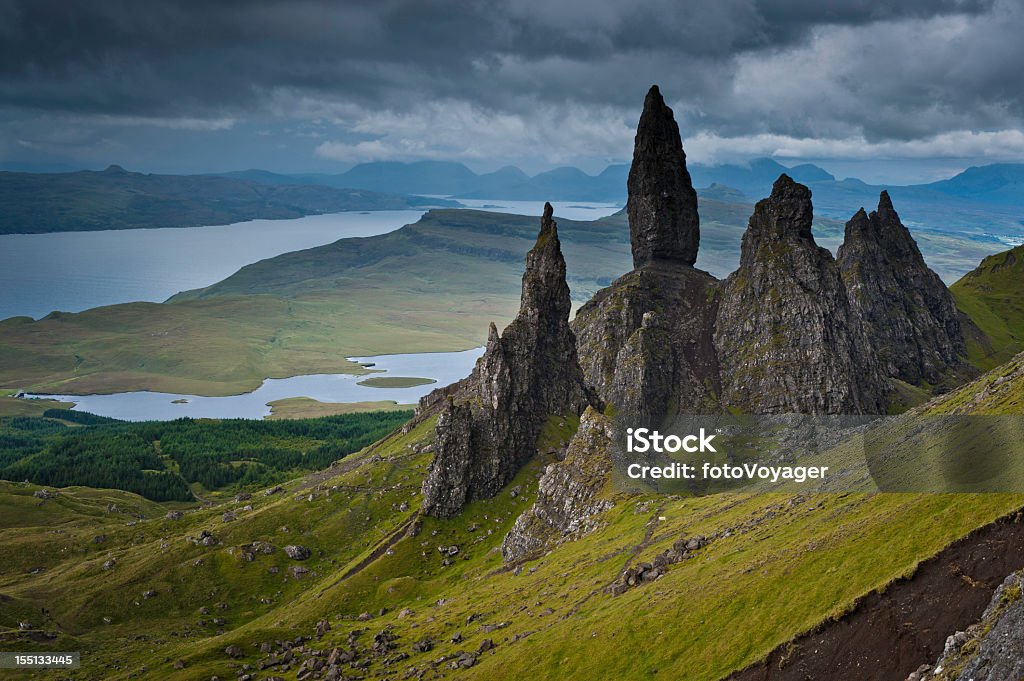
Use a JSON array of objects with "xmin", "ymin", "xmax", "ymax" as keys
[
  {"xmin": 838, "ymin": 191, "xmax": 966, "ymax": 384},
  {"xmin": 627, "ymin": 85, "xmax": 700, "ymax": 268},
  {"xmin": 714, "ymin": 175, "xmax": 886, "ymax": 414},
  {"xmin": 501, "ymin": 407, "xmax": 615, "ymax": 562},
  {"xmin": 420, "ymin": 204, "xmax": 596, "ymax": 519}
]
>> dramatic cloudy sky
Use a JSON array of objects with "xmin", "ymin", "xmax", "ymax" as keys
[{"xmin": 2, "ymin": 0, "xmax": 1023, "ymax": 182}]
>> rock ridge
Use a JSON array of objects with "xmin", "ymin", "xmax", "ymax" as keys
[
  {"xmin": 838, "ymin": 190, "xmax": 966, "ymax": 385},
  {"xmin": 420, "ymin": 203, "xmax": 597, "ymax": 519}
]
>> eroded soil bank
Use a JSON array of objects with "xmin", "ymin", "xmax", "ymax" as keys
[{"xmin": 726, "ymin": 506, "xmax": 1024, "ymax": 681}]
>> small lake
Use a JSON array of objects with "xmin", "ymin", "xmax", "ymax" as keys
[
  {"xmin": 459, "ymin": 199, "xmax": 621, "ymax": 222},
  {"xmin": 28, "ymin": 348, "xmax": 484, "ymax": 421}
]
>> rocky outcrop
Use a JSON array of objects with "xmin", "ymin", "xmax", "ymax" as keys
[
  {"xmin": 838, "ymin": 191, "xmax": 966, "ymax": 385},
  {"xmin": 501, "ymin": 407, "xmax": 615, "ymax": 562},
  {"xmin": 627, "ymin": 85, "xmax": 700, "ymax": 268},
  {"xmin": 572, "ymin": 265, "xmax": 721, "ymax": 428},
  {"xmin": 714, "ymin": 175, "xmax": 886, "ymax": 414},
  {"xmin": 420, "ymin": 204, "xmax": 597, "ymax": 519},
  {"xmin": 914, "ymin": 570, "xmax": 1024, "ymax": 681}
]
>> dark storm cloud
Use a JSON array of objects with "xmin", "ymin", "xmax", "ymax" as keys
[{"xmin": 0, "ymin": 0, "xmax": 1021, "ymax": 171}]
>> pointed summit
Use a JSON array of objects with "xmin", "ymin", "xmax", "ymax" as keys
[
  {"xmin": 715, "ymin": 174, "xmax": 885, "ymax": 414},
  {"xmin": 520, "ymin": 202, "xmax": 570, "ymax": 323},
  {"xmin": 838, "ymin": 192, "xmax": 965, "ymax": 384},
  {"xmin": 420, "ymin": 205, "xmax": 597, "ymax": 519},
  {"xmin": 627, "ymin": 85, "xmax": 700, "ymax": 268}
]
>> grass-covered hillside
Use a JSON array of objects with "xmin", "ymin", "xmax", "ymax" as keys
[
  {"xmin": 0, "ymin": 166, "xmax": 456, "ymax": 235},
  {"xmin": 4, "ymin": 358, "xmax": 1024, "ymax": 679},
  {"xmin": 951, "ymin": 243, "xmax": 1024, "ymax": 370}
]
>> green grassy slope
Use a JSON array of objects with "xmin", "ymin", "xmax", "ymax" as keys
[
  {"xmin": 951, "ymin": 243, "xmax": 1024, "ymax": 370},
  {"xmin": 5, "ymin": 359, "xmax": 1024, "ymax": 679},
  {"xmin": 0, "ymin": 166, "xmax": 456, "ymax": 235}
]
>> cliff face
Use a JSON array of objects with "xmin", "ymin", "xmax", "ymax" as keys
[
  {"xmin": 715, "ymin": 175, "xmax": 885, "ymax": 414},
  {"xmin": 420, "ymin": 204, "xmax": 596, "ymax": 519},
  {"xmin": 837, "ymin": 191, "xmax": 966, "ymax": 384},
  {"xmin": 573, "ymin": 266, "xmax": 721, "ymax": 428},
  {"xmin": 628, "ymin": 85, "xmax": 700, "ymax": 268}
]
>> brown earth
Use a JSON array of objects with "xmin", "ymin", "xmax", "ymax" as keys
[{"xmin": 726, "ymin": 507, "xmax": 1024, "ymax": 681}]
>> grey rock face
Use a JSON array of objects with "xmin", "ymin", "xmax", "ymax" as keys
[
  {"xmin": 714, "ymin": 175, "xmax": 885, "ymax": 415},
  {"xmin": 420, "ymin": 204, "xmax": 597, "ymax": 519},
  {"xmin": 919, "ymin": 571, "xmax": 1024, "ymax": 681},
  {"xmin": 501, "ymin": 407, "xmax": 615, "ymax": 562},
  {"xmin": 572, "ymin": 263, "xmax": 721, "ymax": 428},
  {"xmin": 838, "ymin": 191, "xmax": 966, "ymax": 384},
  {"xmin": 627, "ymin": 85, "xmax": 700, "ymax": 268}
]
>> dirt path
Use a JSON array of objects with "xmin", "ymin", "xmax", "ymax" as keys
[{"xmin": 725, "ymin": 507, "xmax": 1024, "ymax": 681}]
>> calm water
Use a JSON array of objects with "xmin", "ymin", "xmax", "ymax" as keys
[
  {"xmin": 0, "ymin": 202, "xmax": 621, "ymax": 322},
  {"xmin": 459, "ymin": 199, "xmax": 620, "ymax": 222},
  {"xmin": 28, "ymin": 348, "xmax": 483, "ymax": 421},
  {"xmin": 0, "ymin": 210, "xmax": 426, "ymax": 321}
]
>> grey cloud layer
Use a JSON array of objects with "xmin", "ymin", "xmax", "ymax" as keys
[{"xmin": 1, "ymin": 0, "xmax": 1021, "ymax": 169}]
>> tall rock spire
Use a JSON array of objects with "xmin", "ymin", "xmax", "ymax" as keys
[
  {"xmin": 837, "ymin": 191, "xmax": 966, "ymax": 384},
  {"xmin": 714, "ymin": 175, "xmax": 885, "ymax": 414},
  {"xmin": 420, "ymin": 203, "xmax": 598, "ymax": 519},
  {"xmin": 627, "ymin": 85, "xmax": 700, "ymax": 268}
]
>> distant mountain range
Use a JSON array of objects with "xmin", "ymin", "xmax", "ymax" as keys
[
  {"xmin": 4, "ymin": 159, "xmax": 1023, "ymax": 238},
  {"xmin": 0, "ymin": 165, "xmax": 457, "ymax": 235},
  {"xmin": 218, "ymin": 159, "xmax": 1024, "ymax": 234}
]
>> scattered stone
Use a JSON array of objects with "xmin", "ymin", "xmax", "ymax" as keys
[
  {"xmin": 102, "ymin": 558, "xmax": 116, "ymax": 570},
  {"xmin": 222, "ymin": 511, "xmax": 236, "ymax": 523},
  {"xmin": 165, "ymin": 510, "xmax": 183, "ymax": 520},
  {"xmin": 224, "ymin": 645, "xmax": 244, "ymax": 658},
  {"xmin": 316, "ymin": 619, "xmax": 331, "ymax": 638},
  {"xmin": 284, "ymin": 545, "xmax": 311, "ymax": 560},
  {"xmin": 142, "ymin": 589, "xmax": 157, "ymax": 599}
]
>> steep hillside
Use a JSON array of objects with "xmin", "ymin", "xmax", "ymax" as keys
[{"xmin": 4, "ymin": 392, "xmax": 1024, "ymax": 680}]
